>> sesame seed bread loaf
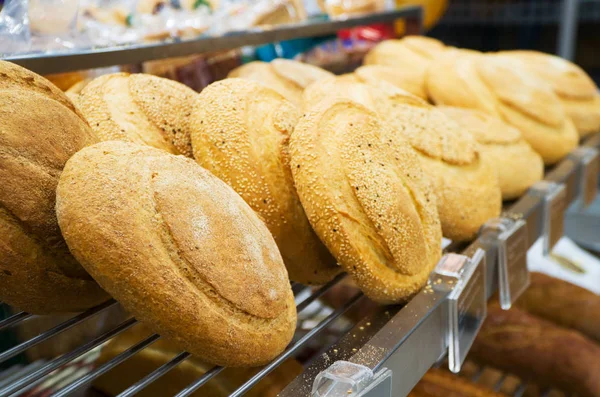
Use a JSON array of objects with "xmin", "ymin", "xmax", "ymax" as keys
[
  {"xmin": 77, "ymin": 73, "xmax": 196, "ymax": 157},
  {"xmin": 227, "ymin": 60, "xmax": 333, "ymax": 105},
  {"xmin": 0, "ymin": 62, "xmax": 108, "ymax": 314},
  {"xmin": 190, "ymin": 78, "xmax": 339, "ymax": 284},
  {"xmin": 438, "ymin": 106, "xmax": 544, "ymax": 200},
  {"xmin": 497, "ymin": 50, "xmax": 600, "ymax": 137},
  {"xmin": 354, "ymin": 64, "xmax": 428, "ymax": 100},
  {"xmin": 304, "ymin": 78, "xmax": 501, "ymax": 241},
  {"xmin": 290, "ymin": 98, "xmax": 442, "ymax": 303},
  {"xmin": 427, "ymin": 53, "xmax": 579, "ymax": 164},
  {"xmin": 56, "ymin": 141, "xmax": 296, "ymax": 367}
]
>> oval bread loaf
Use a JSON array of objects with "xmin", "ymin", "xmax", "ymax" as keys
[
  {"xmin": 291, "ymin": 98, "xmax": 442, "ymax": 303},
  {"xmin": 78, "ymin": 73, "xmax": 196, "ymax": 157},
  {"xmin": 191, "ymin": 78, "xmax": 340, "ymax": 284},
  {"xmin": 438, "ymin": 106, "xmax": 544, "ymax": 200},
  {"xmin": 56, "ymin": 141, "xmax": 296, "ymax": 367},
  {"xmin": 0, "ymin": 62, "xmax": 108, "ymax": 314}
]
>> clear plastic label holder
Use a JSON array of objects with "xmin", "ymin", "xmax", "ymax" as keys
[
  {"xmin": 480, "ymin": 218, "xmax": 529, "ymax": 310},
  {"xmin": 430, "ymin": 249, "xmax": 487, "ymax": 373},
  {"xmin": 569, "ymin": 147, "xmax": 600, "ymax": 208},
  {"xmin": 311, "ymin": 361, "xmax": 392, "ymax": 397},
  {"xmin": 529, "ymin": 181, "xmax": 566, "ymax": 256}
]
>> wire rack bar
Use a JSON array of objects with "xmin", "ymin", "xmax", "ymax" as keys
[
  {"xmin": 0, "ymin": 300, "xmax": 118, "ymax": 364},
  {"xmin": 493, "ymin": 374, "xmax": 507, "ymax": 392},
  {"xmin": 296, "ymin": 274, "xmax": 346, "ymax": 312},
  {"xmin": 0, "ymin": 312, "xmax": 32, "ymax": 331},
  {"xmin": 51, "ymin": 333, "xmax": 161, "ymax": 397},
  {"xmin": 470, "ymin": 366, "xmax": 484, "ymax": 382},
  {"xmin": 0, "ymin": 317, "xmax": 137, "ymax": 396},
  {"xmin": 173, "ymin": 366, "xmax": 225, "ymax": 397},
  {"xmin": 513, "ymin": 382, "xmax": 527, "ymax": 397}
]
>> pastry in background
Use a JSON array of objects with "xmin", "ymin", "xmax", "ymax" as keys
[
  {"xmin": 291, "ymin": 98, "xmax": 442, "ymax": 303},
  {"xmin": 320, "ymin": 0, "xmax": 385, "ymax": 18},
  {"xmin": 78, "ymin": 73, "xmax": 196, "ymax": 157},
  {"xmin": 470, "ymin": 304, "xmax": 600, "ymax": 397},
  {"xmin": 44, "ymin": 71, "xmax": 87, "ymax": 91},
  {"xmin": 191, "ymin": 78, "xmax": 340, "ymax": 284},
  {"xmin": 427, "ymin": 52, "xmax": 579, "ymax": 165},
  {"xmin": 252, "ymin": 0, "xmax": 307, "ymax": 26},
  {"xmin": 56, "ymin": 141, "xmax": 297, "ymax": 367},
  {"xmin": 408, "ymin": 368, "xmax": 506, "ymax": 397},
  {"xmin": 438, "ymin": 106, "xmax": 543, "ymax": 200},
  {"xmin": 0, "ymin": 61, "xmax": 107, "ymax": 314},
  {"xmin": 497, "ymin": 50, "xmax": 600, "ymax": 137},
  {"xmin": 515, "ymin": 272, "xmax": 600, "ymax": 343},
  {"xmin": 228, "ymin": 59, "xmax": 334, "ymax": 105},
  {"xmin": 304, "ymin": 78, "xmax": 501, "ymax": 241}
]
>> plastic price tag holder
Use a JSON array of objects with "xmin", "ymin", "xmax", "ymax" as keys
[
  {"xmin": 480, "ymin": 218, "xmax": 529, "ymax": 309},
  {"xmin": 529, "ymin": 181, "xmax": 567, "ymax": 256},
  {"xmin": 312, "ymin": 361, "xmax": 392, "ymax": 397},
  {"xmin": 569, "ymin": 147, "xmax": 600, "ymax": 207},
  {"xmin": 430, "ymin": 249, "xmax": 486, "ymax": 373}
]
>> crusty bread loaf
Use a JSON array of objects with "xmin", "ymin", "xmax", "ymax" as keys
[
  {"xmin": 515, "ymin": 272, "xmax": 600, "ymax": 342},
  {"xmin": 354, "ymin": 64, "xmax": 428, "ymax": 99},
  {"xmin": 408, "ymin": 368, "xmax": 505, "ymax": 397},
  {"xmin": 56, "ymin": 141, "xmax": 296, "ymax": 367},
  {"xmin": 227, "ymin": 60, "xmax": 333, "ymax": 105},
  {"xmin": 190, "ymin": 78, "xmax": 339, "ymax": 284},
  {"xmin": 427, "ymin": 52, "xmax": 579, "ymax": 165},
  {"xmin": 470, "ymin": 304, "xmax": 600, "ymax": 397},
  {"xmin": 497, "ymin": 50, "xmax": 600, "ymax": 137},
  {"xmin": 77, "ymin": 73, "xmax": 196, "ymax": 157},
  {"xmin": 438, "ymin": 106, "xmax": 544, "ymax": 200},
  {"xmin": 0, "ymin": 64, "xmax": 108, "ymax": 314},
  {"xmin": 304, "ymin": 78, "xmax": 501, "ymax": 241},
  {"xmin": 290, "ymin": 98, "xmax": 442, "ymax": 303}
]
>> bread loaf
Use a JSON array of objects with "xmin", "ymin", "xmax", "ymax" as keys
[
  {"xmin": 438, "ymin": 106, "xmax": 544, "ymax": 200},
  {"xmin": 77, "ymin": 73, "xmax": 196, "ymax": 157},
  {"xmin": 470, "ymin": 304, "xmax": 600, "ymax": 397},
  {"xmin": 515, "ymin": 272, "xmax": 600, "ymax": 342},
  {"xmin": 290, "ymin": 98, "xmax": 442, "ymax": 303},
  {"xmin": 228, "ymin": 59, "xmax": 333, "ymax": 105},
  {"xmin": 427, "ymin": 53, "xmax": 579, "ymax": 164},
  {"xmin": 190, "ymin": 78, "xmax": 339, "ymax": 284},
  {"xmin": 408, "ymin": 368, "xmax": 506, "ymax": 397},
  {"xmin": 497, "ymin": 50, "xmax": 600, "ymax": 137},
  {"xmin": 0, "ymin": 62, "xmax": 108, "ymax": 314},
  {"xmin": 354, "ymin": 64, "xmax": 428, "ymax": 99},
  {"xmin": 304, "ymin": 78, "xmax": 501, "ymax": 241},
  {"xmin": 56, "ymin": 141, "xmax": 296, "ymax": 367}
]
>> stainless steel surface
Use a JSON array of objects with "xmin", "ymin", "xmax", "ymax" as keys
[
  {"xmin": 2, "ymin": 6, "xmax": 422, "ymax": 75},
  {"xmin": 558, "ymin": 0, "xmax": 580, "ymax": 60}
]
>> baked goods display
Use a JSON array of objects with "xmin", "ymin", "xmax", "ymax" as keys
[
  {"xmin": 0, "ymin": 61, "xmax": 108, "ymax": 314},
  {"xmin": 290, "ymin": 98, "xmax": 442, "ymax": 303},
  {"xmin": 427, "ymin": 51, "xmax": 579, "ymax": 165},
  {"xmin": 190, "ymin": 78, "xmax": 340, "ymax": 284},
  {"xmin": 438, "ymin": 106, "xmax": 544, "ymax": 200},
  {"xmin": 55, "ymin": 141, "xmax": 296, "ymax": 366},
  {"xmin": 408, "ymin": 368, "xmax": 505, "ymax": 397},
  {"xmin": 77, "ymin": 73, "xmax": 196, "ymax": 157},
  {"xmin": 304, "ymin": 78, "xmax": 502, "ymax": 241}
]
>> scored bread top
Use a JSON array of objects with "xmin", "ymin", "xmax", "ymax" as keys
[
  {"xmin": 191, "ymin": 78, "xmax": 339, "ymax": 284},
  {"xmin": 0, "ymin": 88, "xmax": 107, "ymax": 314},
  {"xmin": 56, "ymin": 141, "xmax": 296, "ymax": 367},
  {"xmin": 291, "ymin": 99, "xmax": 442, "ymax": 303},
  {"xmin": 354, "ymin": 64, "xmax": 427, "ymax": 99},
  {"xmin": 438, "ymin": 106, "xmax": 522, "ymax": 145},
  {"xmin": 270, "ymin": 58, "xmax": 334, "ymax": 89},
  {"xmin": 78, "ymin": 73, "xmax": 196, "ymax": 157}
]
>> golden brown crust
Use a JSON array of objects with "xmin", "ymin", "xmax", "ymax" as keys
[
  {"xmin": 0, "ymin": 89, "xmax": 107, "ymax": 314},
  {"xmin": 78, "ymin": 73, "xmax": 196, "ymax": 157},
  {"xmin": 438, "ymin": 107, "xmax": 544, "ymax": 200},
  {"xmin": 471, "ymin": 304, "xmax": 600, "ymax": 397},
  {"xmin": 408, "ymin": 368, "xmax": 506, "ymax": 397},
  {"xmin": 190, "ymin": 78, "xmax": 340, "ymax": 284},
  {"xmin": 355, "ymin": 65, "xmax": 427, "ymax": 99},
  {"xmin": 303, "ymin": 78, "xmax": 501, "ymax": 241},
  {"xmin": 56, "ymin": 141, "xmax": 296, "ymax": 367},
  {"xmin": 290, "ymin": 98, "xmax": 442, "ymax": 303}
]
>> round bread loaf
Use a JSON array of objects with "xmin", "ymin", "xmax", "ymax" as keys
[
  {"xmin": 56, "ymin": 141, "xmax": 296, "ymax": 367},
  {"xmin": 497, "ymin": 50, "xmax": 600, "ymax": 137},
  {"xmin": 304, "ymin": 78, "xmax": 501, "ymax": 241},
  {"xmin": 190, "ymin": 78, "xmax": 339, "ymax": 284},
  {"xmin": 438, "ymin": 106, "xmax": 544, "ymax": 200},
  {"xmin": 290, "ymin": 98, "xmax": 442, "ymax": 303},
  {"xmin": 227, "ymin": 60, "xmax": 333, "ymax": 105},
  {"xmin": 354, "ymin": 64, "xmax": 427, "ymax": 99},
  {"xmin": 0, "ymin": 80, "xmax": 107, "ymax": 314},
  {"xmin": 426, "ymin": 52, "xmax": 579, "ymax": 165},
  {"xmin": 77, "ymin": 73, "xmax": 196, "ymax": 157}
]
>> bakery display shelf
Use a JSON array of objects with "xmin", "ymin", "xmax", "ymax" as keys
[
  {"xmin": 0, "ymin": 5, "xmax": 423, "ymax": 76},
  {"xmin": 0, "ymin": 134, "xmax": 598, "ymax": 397}
]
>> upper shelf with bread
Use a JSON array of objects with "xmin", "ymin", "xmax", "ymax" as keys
[{"xmin": 1, "ymin": 32, "xmax": 600, "ymax": 397}]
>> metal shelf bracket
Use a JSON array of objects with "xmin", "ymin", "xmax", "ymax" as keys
[
  {"xmin": 568, "ymin": 146, "xmax": 600, "ymax": 209},
  {"xmin": 529, "ymin": 181, "xmax": 567, "ymax": 255}
]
